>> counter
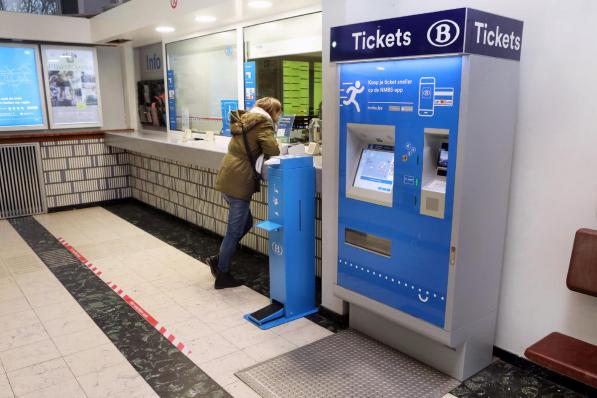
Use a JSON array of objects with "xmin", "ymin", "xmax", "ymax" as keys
[
  {"xmin": 104, "ymin": 130, "xmax": 323, "ymax": 274},
  {"xmin": 0, "ymin": 128, "xmax": 133, "ymax": 144},
  {"xmin": 105, "ymin": 130, "xmax": 322, "ymax": 191}
]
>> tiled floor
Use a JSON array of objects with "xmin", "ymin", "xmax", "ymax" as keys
[
  {"xmin": 0, "ymin": 208, "xmax": 335, "ymax": 397},
  {"xmin": 0, "ymin": 206, "xmax": 591, "ymax": 398}
]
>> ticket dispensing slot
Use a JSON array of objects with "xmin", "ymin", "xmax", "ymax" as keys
[
  {"xmin": 420, "ymin": 128, "xmax": 449, "ymax": 219},
  {"xmin": 345, "ymin": 228, "xmax": 392, "ymax": 257},
  {"xmin": 346, "ymin": 123, "xmax": 395, "ymax": 207}
]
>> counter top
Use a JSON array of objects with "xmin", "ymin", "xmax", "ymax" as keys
[
  {"xmin": 105, "ymin": 130, "xmax": 322, "ymax": 190},
  {"xmin": 0, "ymin": 128, "xmax": 134, "ymax": 144}
]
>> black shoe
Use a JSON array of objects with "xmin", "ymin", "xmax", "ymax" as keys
[
  {"xmin": 206, "ymin": 255, "xmax": 219, "ymax": 278},
  {"xmin": 214, "ymin": 272, "xmax": 243, "ymax": 289}
]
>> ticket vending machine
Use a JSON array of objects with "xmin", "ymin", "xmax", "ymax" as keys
[
  {"xmin": 247, "ymin": 156, "xmax": 318, "ymax": 329},
  {"xmin": 330, "ymin": 9, "xmax": 523, "ymax": 380}
]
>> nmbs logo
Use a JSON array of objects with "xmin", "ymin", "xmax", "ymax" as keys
[{"xmin": 427, "ymin": 19, "xmax": 460, "ymax": 47}]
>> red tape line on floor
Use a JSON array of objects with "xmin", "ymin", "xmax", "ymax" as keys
[{"xmin": 58, "ymin": 237, "xmax": 192, "ymax": 355}]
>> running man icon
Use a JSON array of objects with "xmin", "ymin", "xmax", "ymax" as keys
[{"xmin": 343, "ymin": 81, "xmax": 365, "ymax": 112}]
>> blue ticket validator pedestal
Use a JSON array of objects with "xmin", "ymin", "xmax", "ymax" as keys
[{"xmin": 245, "ymin": 156, "xmax": 318, "ymax": 329}]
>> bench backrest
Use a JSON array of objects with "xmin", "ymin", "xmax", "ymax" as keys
[{"xmin": 567, "ymin": 228, "xmax": 597, "ymax": 297}]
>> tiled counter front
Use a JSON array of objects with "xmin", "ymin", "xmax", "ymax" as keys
[
  {"xmin": 41, "ymin": 138, "xmax": 131, "ymax": 209},
  {"xmin": 128, "ymin": 151, "xmax": 323, "ymax": 275}
]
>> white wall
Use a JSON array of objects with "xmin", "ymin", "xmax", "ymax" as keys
[
  {"xmin": 0, "ymin": 10, "xmax": 91, "ymax": 43},
  {"xmin": 322, "ymin": 0, "xmax": 597, "ymax": 356},
  {"xmin": 97, "ymin": 46, "xmax": 127, "ymax": 129}
]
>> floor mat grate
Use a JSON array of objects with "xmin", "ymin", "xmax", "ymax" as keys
[{"xmin": 236, "ymin": 329, "xmax": 460, "ymax": 398}]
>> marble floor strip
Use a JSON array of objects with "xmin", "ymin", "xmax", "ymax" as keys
[{"xmin": 8, "ymin": 216, "xmax": 230, "ymax": 398}]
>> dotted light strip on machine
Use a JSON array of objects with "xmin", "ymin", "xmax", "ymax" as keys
[{"xmin": 339, "ymin": 259, "xmax": 445, "ymax": 302}]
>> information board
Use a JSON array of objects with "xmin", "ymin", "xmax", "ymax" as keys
[
  {"xmin": 276, "ymin": 115, "xmax": 295, "ymax": 138},
  {"xmin": 313, "ymin": 62, "xmax": 322, "ymax": 116},
  {"xmin": 243, "ymin": 61, "xmax": 256, "ymax": 110},
  {"xmin": 282, "ymin": 60, "xmax": 309, "ymax": 116},
  {"xmin": 167, "ymin": 70, "xmax": 177, "ymax": 130},
  {"xmin": 220, "ymin": 99, "xmax": 238, "ymax": 136},
  {"xmin": 0, "ymin": 44, "xmax": 47, "ymax": 131},
  {"xmin": 42, "ymin": 46, "xmax": 102, "ymax": 129}
]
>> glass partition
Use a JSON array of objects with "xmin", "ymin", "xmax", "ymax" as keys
[
  {"xmin": 244, "ymin": 13, "xmax": 322, "ymax": 143},
  {"xmin": 166, "ymin": 30, "xmax": 238, "ymax": 133}
]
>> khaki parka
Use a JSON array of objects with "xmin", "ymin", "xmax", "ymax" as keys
[{"xmin": 215, "ymin": 109, "xmax": 280, "ymax": 201}]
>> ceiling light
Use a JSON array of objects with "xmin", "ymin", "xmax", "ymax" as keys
[
  {"xmin": 156, "ymin": 26, "xmax": 175, "ymax": 33},
  {"xmin": 248, "ymin": 1, "xmax": 272, "ymax": 9},
  {"xmin": 196, "ymin": 15, "xmax": 216, "ymax": 23}
]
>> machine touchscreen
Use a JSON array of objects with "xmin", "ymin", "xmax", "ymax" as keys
[{"xmin": 353, "ymin": 146, "xmax": 394, "ymax": 193}]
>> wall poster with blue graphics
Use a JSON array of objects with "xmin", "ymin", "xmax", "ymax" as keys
[
  {"xmin": 167, "ymin": 70, "xmax": 177, "ymax": 130},
  {"xmin": 0, "ymin": 44, "xmax": 47, "ymax": 131},
  {"xmin": 337, "ymin": 56, "xmax": 463, "ymax": 328},
  {"xmin": 243, "ymin": 61, "xmax": 256, "ymax": 110},
  {"xmin": 220, "ymin": 99, "xmax": 239, "ymax": 136}
]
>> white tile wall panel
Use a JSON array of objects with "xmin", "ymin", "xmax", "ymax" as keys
[
  {"xmin": 40, "ymin": 139, "xmax": 131, "ymax": 209},
  {"xmin": 64, "ymin": 169, "xmax": 85, "ymax": 182},
  {"xmin": 55, "ymin": 193, "xmax": 81, "ymax": 207},
  {"xmin": 46, "ymin": 182, "xmax": 72, "ymax": 196},
  {"xmin": 73, "ymin": 144, "xmax": 87, "ymax": 157},
  {"xmin": 43, "ymin": 158, "xmax": 68, "ymax": 171},
  {"xmin": 68, "ymin": 157, "xmax": 93, "ymax": 169},
  {"xmin": 108, "ymin": 176, "xmax": 128, "ymax": 189},
  {"xmin": 45, "ymin": 171, "xmax": 62, "ymax": 184}
]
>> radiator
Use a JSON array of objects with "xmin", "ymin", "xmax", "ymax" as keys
[{"xmin": 0, "ymin": 143, "xmax": 47, "ymax": 219}]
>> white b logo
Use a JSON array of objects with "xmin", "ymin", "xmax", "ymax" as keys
[
  {"xmin": 427, "ymin": 19, "xmax": 460, "ymax": 47},
  {"xmin": 272, "ymin": 242, "xmax": 284, "ymax": 256}
]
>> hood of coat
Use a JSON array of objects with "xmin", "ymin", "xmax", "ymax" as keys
[{"xmin": 230, "ymin": 108, "xmax": 273, "ymax": 136}]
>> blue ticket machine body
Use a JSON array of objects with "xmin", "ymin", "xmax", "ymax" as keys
[
  {"xmin": 246, "ymin": 156, "xmax": 318, "ymax": 329},
  {"xmin": 330, "ymin": 8, "xmax": 523, "ymax": 380}
]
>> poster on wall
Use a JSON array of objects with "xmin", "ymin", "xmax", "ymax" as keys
[
  {"xmin": 0, "ymin": 44, "xmax": 47, "ymax": 131},
  {"xmin": 243, "ymin": 61, "xmax": 256, "ymax": 110},
  {"xmin": 220, "ymin": 99, "xmax": 238, "ymax": 136},
  {"xmin": 167, "ymin": 70, "xmax": 177, "ymax": 130},
  {"xmin": 41, "ymin": 46, "xmax": 103, "ymax": 129}
]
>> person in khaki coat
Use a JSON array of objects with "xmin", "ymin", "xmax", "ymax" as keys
[{"xmin": 207, "ymin": 97, "xmax": 281, "ymax": 289}]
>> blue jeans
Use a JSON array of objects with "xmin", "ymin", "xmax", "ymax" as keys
[{"xmin": 218, "ymin": 194, "xmax": 253, "ymax": 273}]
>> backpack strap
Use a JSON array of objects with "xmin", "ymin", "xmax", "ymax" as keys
[{"xmin": 240, "ymin": 122, "xmax": 261, "ymax": 193}]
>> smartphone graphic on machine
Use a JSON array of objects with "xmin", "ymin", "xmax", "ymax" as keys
[{"xmin": 418, "ymin": 77, "xmax": 435, "ymax": 117}]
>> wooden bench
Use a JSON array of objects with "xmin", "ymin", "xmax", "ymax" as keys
[{"xmin": 524, "ymin": 228, "xmax": 597, "ymax": 388}]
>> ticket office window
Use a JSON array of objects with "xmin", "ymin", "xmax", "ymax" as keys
[
  {"xmin": 166, "ymin": 30, "xmax": 238, "ymax": 133},
  {"xmin": 244, "ymin": 13, "xmax": 322, "ymax": 140}
]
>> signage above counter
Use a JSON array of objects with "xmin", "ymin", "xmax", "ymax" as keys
[{"xmin": 330, "ymin": 8, "xmax": 524, "ymax": 62}]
